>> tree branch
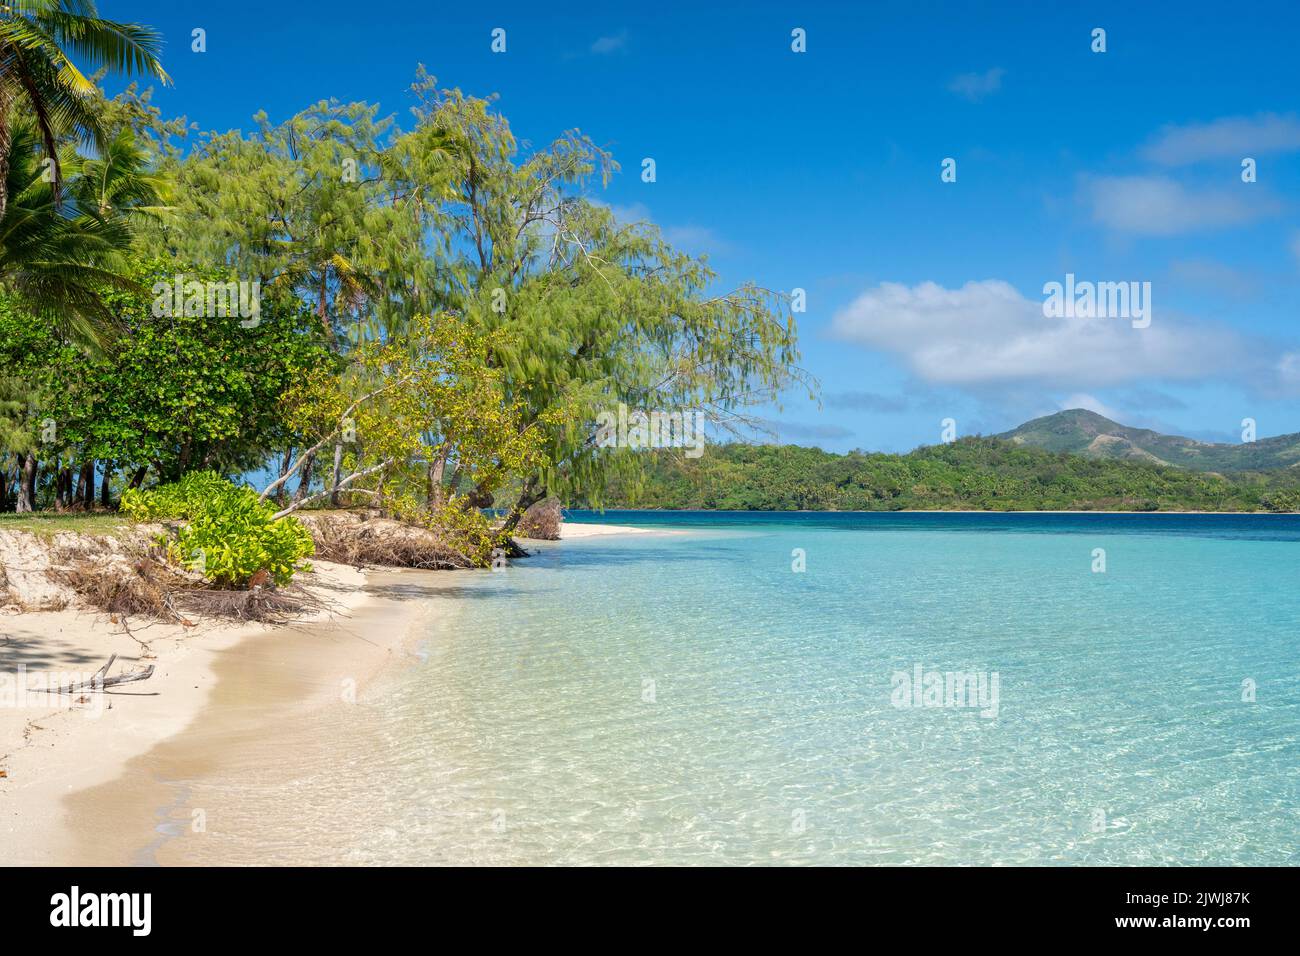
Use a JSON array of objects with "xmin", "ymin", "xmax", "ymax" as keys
[
  {"xmin": 271, "ymin": 458, "xmax": 395, "ymax": 519},
  {"xmin": 259, "ymin": 377, "xmax": 410, "ymax": 501}
]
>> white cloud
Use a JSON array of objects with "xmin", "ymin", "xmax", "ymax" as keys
[
  {"xmin": 1277, "ymin": 352, "xmax": 1300, "ymax": 390},
  {"xmin": 590, "ymin": 31, "xmax": 628, "ymax": 55},
  {"xmin": 603, "ymin": 201, "xmax": 651, "ymax": 224},
  {"xmin": 662, "ymin": 224, "xmax": 732, "ymax": 255},
  {"xmin": 829, "ymin": 279, "xmax": 1250, "ymax": 388},
  {"xmin": 1142, "ymin": 113, "xmax": 1300, "ymax": 165},
  {"xmin": 1082, "ymin": 175, "xmax": 1279, "ymax": 235},
  {"xmin": 947, "ymin": 68, "xmax": 1004, "ymax": 102},
  {"xmin": 1059, "ymin": 393, "xmax": 1122, "ymax": 420},
  {"xmin": 1168, "ymin": 259, "xmax": 1257, "ymax": 299}
]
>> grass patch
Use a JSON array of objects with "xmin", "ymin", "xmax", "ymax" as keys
[{"xmin": 0, "ymin": 512, "xmax": 129, "ymax": 538}]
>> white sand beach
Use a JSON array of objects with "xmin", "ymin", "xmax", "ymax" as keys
[
  {"xmin": 0, "ymin": 521, "xmax": 655, "ymax": 865},
  {"xmin": 0, "ymin": 560, "xmax": 389, "ymax": 865},
  {"xmin": 557, "ymin": 521, "xmax": 664, "ymax": 538}
]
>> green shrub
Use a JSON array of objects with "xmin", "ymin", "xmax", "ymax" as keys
[
  {"xmin": 120, "ymin": 470, "xmax": 233, "ymax": 521},
  {"xmin": 122, "ymin": 472, "xmax": 314, "ymax": 587}
]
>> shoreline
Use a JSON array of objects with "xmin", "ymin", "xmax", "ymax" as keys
[
  {"xmin": 0, "ymin": 559, "xmax": 378, "ymax": 865},
  {"xmin": 63, "ymin": 566, "xmax": 443, "ymax": 866},
  {"xmin": 570, "ymin": 508, "xmax": 1300, "ymax": 516},
  {"xmin": 0, "ymin": 520, "xmax": 651, "ymax": 866}
]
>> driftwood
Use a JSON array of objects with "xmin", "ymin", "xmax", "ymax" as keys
[{"xmin": 40, "ymin": 654, "xmax": 156, "ymax": 696}]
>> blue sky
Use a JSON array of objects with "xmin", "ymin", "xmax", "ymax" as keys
[{"xmin": 117, "ymin": 0, "xmax": 1300, "ymax": 452}]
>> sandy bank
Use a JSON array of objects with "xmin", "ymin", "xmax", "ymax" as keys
[
  {"xmin": 1, "ymin": 521, "xmax": 658, "ymax": 865},
  {"xmin": 558, "ymin": 521, "xmax": 674, "ymax": 538},
  {"xmin": 0, "ymin": 559, "xmax": 381, "ymax": 865}
]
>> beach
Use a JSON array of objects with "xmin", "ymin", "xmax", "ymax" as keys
[
  {"xmin": 0, "ymin": 521, "xmax": 644, "ymax": 866},
  {"xmin": 5, "ymin": 513, "xmax": 1296, "ymax": 866}
]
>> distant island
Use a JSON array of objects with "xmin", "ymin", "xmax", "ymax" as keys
[{"xmin": 587, "ymin": 410, "xmax": 1300, "ymax": 513}]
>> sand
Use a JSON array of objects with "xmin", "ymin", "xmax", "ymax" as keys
[
  {"xmin": 0, "ymin": 520, "xmax": 654, "ymax": 865},
  {"xmin": 0, "ymin": 560, "xmax": 385, "ymax": 865},
  {"xmin": 558, "ymin": 521, "xmax": 672, "ymax": 538}
]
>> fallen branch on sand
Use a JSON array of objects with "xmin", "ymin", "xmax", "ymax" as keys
[{"xmin": 38, "ymin": 654, "xmax": 155, "ymax": 696}]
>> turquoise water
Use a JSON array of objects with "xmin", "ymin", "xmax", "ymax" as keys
[{"xmin": 362, "ymin": 512, "xmax": 1300, "ymax": 865}]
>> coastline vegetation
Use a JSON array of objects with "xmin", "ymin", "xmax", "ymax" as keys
[
  {"xmin": 0, "ymin": 6, "xmax": 803, "ymax": 596},
  {"xmin": 588, "ymin": 439, "xmax": 1300, "ymax": 513},
  {"xmin": 1, "ymin": 3, "xmax": 1295, "ymax": 613}
]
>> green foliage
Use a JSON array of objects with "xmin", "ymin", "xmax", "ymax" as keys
[
  {"xmin": 120, "ymin": 469, "xmax": 231, "ymax": 520},
  {"xmin": 123, "ymin": 472, "xmax": 314, "ymax": 587},
  {"xmin": 0, "ymin": 119, "xmax": 140, "ymax": 345},
  {"xmin": 394, "ymin": 75, "xmax": 811, "ymax": 509},
  {"xmin": 174, "ymin": 492, "xmax": 314, "ymax": 588},
  {"xmin": 0, "ymin": 0, "xmax": 170, "ymax": 225},
  {"xmin": 155, "ymin": 74, "xmax": 810, "ymax": 517},
  {"xmin": 0, "ymin": 258, "xmax": 331, "ymax": 482},
  {"xmin": 587, "ymin": 438, "xmax": 1300, "ymax": 513}
]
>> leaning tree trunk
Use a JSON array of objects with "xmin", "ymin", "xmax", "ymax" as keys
[
  {"xmin": 294, "ymin": 451, "xmax": 316, "ymax": 503},
  {"xmin": 127, "ymin": 465, "xmax": 148, "ymax": 490},
  {"xmin": 276, "ymin": 447, "xmax": 293, "ymax": 506},
  {"xmin": 500, "ymin": 476, "xmax": 546, "ymax": 534}
]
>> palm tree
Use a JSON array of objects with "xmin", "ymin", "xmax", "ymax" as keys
[
  {"xmin": 0, "ymin": 0, "xmax": 169, "ymax": 223},
  {"xmin": 64, "ymin": 123, "xmax": 171, "ymax": 221},
  {"xmin": 0, "ymin": 119, "xmax": 132, "ymax": 343}
]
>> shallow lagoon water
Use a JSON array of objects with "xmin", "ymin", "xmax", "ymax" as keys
[
  {"xmin": 186, "ymin": 512, "xmax": 1300, "ymax": 865},
  {"xmin": 317, "ymin": 511, "xmax": 1298, "ymax": 865}
]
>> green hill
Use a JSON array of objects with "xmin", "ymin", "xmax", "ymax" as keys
[
  {"xmin": 586, "ymin": 438, "xmax": 1300, "ymax": 512},
  {"xmin": 998, "ymin": 409, "xmax": 1300, "ymax": 472}
]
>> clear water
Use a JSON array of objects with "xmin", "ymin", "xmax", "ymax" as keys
[{"xmin": 282, "ymin": 512, "xmax": 1300, "ymax": 864}]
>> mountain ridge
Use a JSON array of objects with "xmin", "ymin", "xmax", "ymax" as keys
[{"xmin": 997, "ymin": 409, "xmax": 1300, "ymax": 472}]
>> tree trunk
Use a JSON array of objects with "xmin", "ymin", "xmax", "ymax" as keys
[
  {"xmin": 328, "ymin": 442, "xmax": 344, "ymax": 507},
  {"xmin": 277, "ymin": 447, "xmax": 293, "ymax": 506},
  {"xmin": 319, "ymin": 275, "xmax": 335, "ymax": 347},
  {"xmin": 55, "ymin": 465, "xmax": 72, "ymax": 511},
  {"xmin": 100, "ymin": 462, "xmax": 113, "ymax": 508},
  {"xmin": 0, "ymin": 98, "xmax": 11, "ymax": 226},
  {"xmin": 294, "ymin": 451, "xmax": 316, "ymax": 503},
  {"xmin": 500, "ymin": 477, "xmax": 546, "ymax": 534},
  {"xmin": 17, "ymin": 454, "xmax": 37, "ymax": 513},
  {"xmin": 77, "ymin": 460, "xmax": 94, "ymax": 507},
  {"xmin": 426, "ymin": 446, "xmax": 449, "ymax": 512},
  {"xmin": 128, "ymin": 466, "xmax": 148, "ymax": 490}
]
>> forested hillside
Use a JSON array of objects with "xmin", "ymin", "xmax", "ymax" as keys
[{"xmin": 586, "ymin": 439, "xmax": 1300, "ymax": 512}]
